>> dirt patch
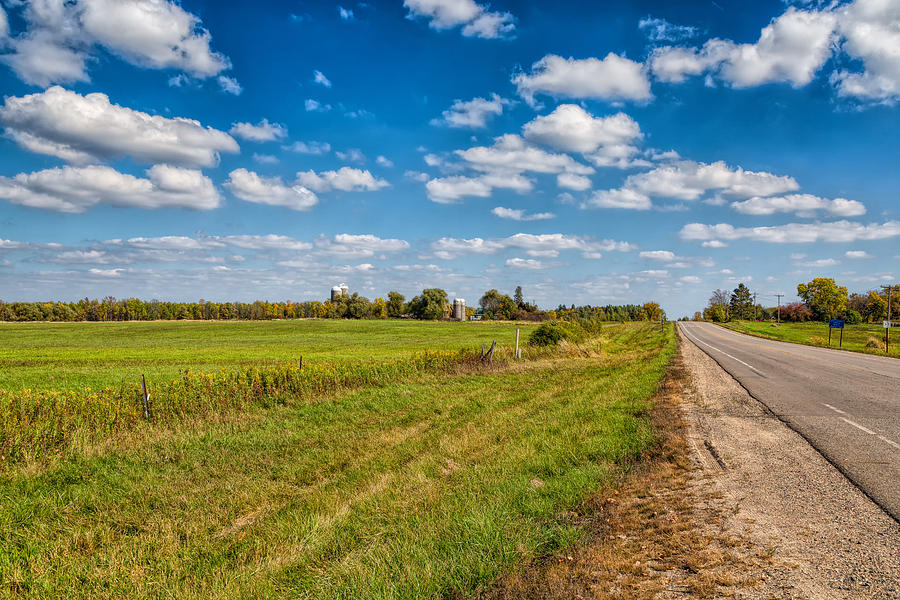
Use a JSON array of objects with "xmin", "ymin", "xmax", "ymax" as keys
[{"xmin": 473, "ymin": 350, "xmax": 773, "ymax": 599}]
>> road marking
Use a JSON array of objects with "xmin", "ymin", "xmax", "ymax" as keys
[
  {"xmin": 821, "ymin": 402, "xmax": 900, "ymax": 453},
  {"xmin": 839, "ymin": 417, "xmax": 876, "ymax": 435},
  {"xmin": 681, "ymin": 327, "xmax": 765, "ymax": 376},
  {"xmin": 878, "ymin": 435, "xmax": 900, "ymax": 451}
]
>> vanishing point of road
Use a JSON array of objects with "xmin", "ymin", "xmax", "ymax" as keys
[{"xmin": 679, "ymin": 321, "xmax": 900, "ymax": 522}]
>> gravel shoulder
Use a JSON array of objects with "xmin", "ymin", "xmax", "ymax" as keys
[{"xmin": 679, "ymin": 325, "xmax": 900, "ymax": 598}]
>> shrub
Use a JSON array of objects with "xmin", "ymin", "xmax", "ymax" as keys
[
  {"xmin": 780, "ymin": 303, "xmax": 813, "ymax": 322},
  {"xmin": 528, "ymin": 321, "xmax": 585, "ymax": 346}
]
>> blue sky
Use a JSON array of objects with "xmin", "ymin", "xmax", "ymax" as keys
[{"xmin": 0, "ymin": 0, "xmax": 898, "ymax": 317}]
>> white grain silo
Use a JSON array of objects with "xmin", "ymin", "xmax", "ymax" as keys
[
  {"xmin": 453, "ymin": 298, "xmax": 466, "ymax": 321},
  {"xmin": 331, "ymin": 285, "xmax": 343, "ymax": 301},
  {"xmin": 340, "ymin": 284, "xmax": 349, "ymax": 297}
]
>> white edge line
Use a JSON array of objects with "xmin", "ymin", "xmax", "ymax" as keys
[
  {"xmin": 682, "ymin": 325, "xmax": 765, "ymax": 376},
  {"xmin": 839, "ymin": 416, "xmax": 876, "ymax": 435}
]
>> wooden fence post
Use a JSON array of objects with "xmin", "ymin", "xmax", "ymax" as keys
[
  {"xmin": 141, "ymin": 374, "xmax": 150, "ymax": 420},
  {"xmin": 515, "ymin": 328, "xmax": 520, "ymax": 360},
  {"xmin": 488, "ymin": 340, "xmax": 495, "ymax": 364}
]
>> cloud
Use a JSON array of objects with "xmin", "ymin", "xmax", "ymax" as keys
[
  {"xmin": 229, "ymin": 119, "xmax": 287, "ymax": 142},
  {"xmin": 376, "ymin": 155, "xmax": 394, "ymax": 168},
  {"xmin": 218, "ymin": 76, "xmax": 242, "ymax": 95},
  {"xmin": 491, "ymin": 207, "xmax": 555, "ymax": 221},
  {"xmin": 339, "ymin": 6, "xmax": 354, "ymax": 20},
  {"xmin": 588, "ymin": 160, "xmax": 798, "ymax": 210},
  {"xmin": 225, "ymin": 169, "xmax": 318, "ymax": 211},
  {"xmin": 0, "ymin": 86, "xmax": 239, "ymax": 167},
  {"xmin": 296, "ymin": 167, "xmax": 389, "ymax": 192},
  {"xmin": 639, "ymin": 250, "xmax": 676, "ymax": 261},
  {"xmin": 731, "ymin": 194, "xmax": 866, "ymax": 217},
  {"xmin": 252, "ymin": 153, "xmax": 278, "ymax": 164},
  {"xmin": 522, "ymin": 104, "xmax": 643, "ymax": 167},
  {"xmin": 647, "ymin": 1, "xmax": 900, "ymax": 104},
  {"xmin": 404, "ymin": 0, "xmax": 515, "ymax": 39},
  {"xmin": 89, "ymin": 268, "xmax": 126, "ymax": 277},
  {"xmin": 584, "ymin": 188, "xmax": 652, "ymax": 210},
  {"xmin": 426, "ymin": 176, "xmax": 492, "ymax": 203},
  {"xmin": 305, "ymin": 99, "xmax": 331, "ymax": 112},
  {"xmin": 1, "ymin": 0, "xmax": 231, "ymax": 86},
  {"xmin": 797, "ymin": 258, "xmax": 839, "ymax": 267},
  {"xmin": 457, "ymin": 134, "xmax": 594, "ymax": 176},
  {"xmin": 315, "ymin": 234, "xmax": 409, "ymax": 258},
  {"xmin": 638, "ymin": 17, "xmax": 699, "ymax": 42},
  {"xmin": 284, "ymin": 141, "xmax": 331, "ymax": 155},
  {"xmin": 845, "ymin": 250, "xmax": 873, "ymax": 259},
  {"xmin": 680, "ymin": 220, "xmax": 900, "ymax": 244},
  {"xmin": 649, "ymin": 8, "xmax": 837, "ymax": 88},
  {"xmin": 313, "ymin": 69, "xmax": 332, "ymax": 87},
  {"xmin": 425, "ymin": 173, "xmax": 532, "ymax": 203},
  {"xmin": 0, "ymin": 164, "xmax": 221, "ymax": 213},
  {"xmin": 832, "ymin": 0, "xmax": 900, "ymax": 102},
  {"xmin": 512, "ymin": 53, "xmax": 652, "ymax": 105},
  {"xmin": 556, "ymin": 173, "xmax": 592, "ymax": 191},
  {"xmin": 506, "ymin": 257, "xmax": 547, "ymax": 270},
  {"xmin": 335, "ymin": 148, "xmax": 366, "ymax": 163},
  {"xmin": 430, "ymin": 233, "xmax": 635, "ymax": 259},
  {"xmin": 432, "ymin": 93, "xmax": 510, "ymax": 129}
]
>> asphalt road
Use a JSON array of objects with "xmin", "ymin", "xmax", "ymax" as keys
[{"xmin": 678, "ymin": 321, "xmax": 900, "ymax": 522}]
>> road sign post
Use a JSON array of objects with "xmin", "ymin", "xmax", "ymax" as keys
[{"xmin": 828, "ymin": 319, "xmax": 844, "ymax": 348}]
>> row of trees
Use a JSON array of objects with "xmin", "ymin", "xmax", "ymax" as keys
[
  {"xmin": 0, "ymin": 286, "xmax": 665, "ymax": 323},
  {"xmin": 699, "ymin": 279, "xmax": 899, "ymax": 323}
]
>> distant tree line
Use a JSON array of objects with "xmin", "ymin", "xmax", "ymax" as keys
[
  {"xmin": 696, "ymin": 278, "xmax": 899, "ymax": 323},
  {"xmin": 0, "ymin": 286, "xmax": 664, "ymax": 323}
]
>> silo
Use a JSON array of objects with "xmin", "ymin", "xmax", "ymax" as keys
[
  {"xmin": 331, "ymin": 286, "xmax": 343, "ymax": 301},
  {"xmin": 453, "ymin": 298, "xmax": 466, "ymax": 321},
  {"xmin": 340, "ymin": 284, "xmax": 349, "ymax": 297}
]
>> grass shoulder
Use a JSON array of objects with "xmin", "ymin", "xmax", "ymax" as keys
[{"xmin": 718, "ymin": 320, "xmax": 899, "ymax": 358}]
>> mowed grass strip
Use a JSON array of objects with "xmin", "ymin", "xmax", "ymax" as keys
[
  {"xmin": 0, "ymin": 323, "xmax": 674, "ymax": 599},
  {"xmin": 720, "ymin": 320, "xmax": 899, "ymax": 358},
  {"xmin": 0, "ymin": 320, "xmax": 537, "ymax": 392}
]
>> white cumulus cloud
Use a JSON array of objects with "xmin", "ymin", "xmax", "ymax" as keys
[
  {"xmin": 680, "ymin": 220, "xmax": 900, "ymax": 244},
  {"xmin": 731, "ymin": 194, "xmax": 866, "ymax": 217},
  {"xmin": 229, "ymin": 119, "xmax": 287, "ymax": 142},
  {"xmin": 432, "ymin": 93, "xmax": 510, "ymax": 129},
  {"xmin": 225, "ymin": 169, "xmax": 318, "ymax": 211},
  {"xmin": 296, "ymin": 167, "xmax": 389, "ymax": 193},
  {"xmin": 0, "ymin": 86, "xmax": 239, "ymax": 167},
  {"xmin": 0, "ymin": 164, "xmax": 221, "ymax": 213},
  {"xmin": 1, "ymin": 0, "xmax": 231, "ymax": 86},
  {"xmin": 522, "ymin": 104, "xmax": 644, "ymax": 168},
  {"xmin": 512, "ymin": 53, "xmax": 652, "ymax": 105},
  {"xmin": 491, "ymin": 206, "xmax": 555, "ymax": 221},
  {"xmin": 404, "ymin": 0, "xmax": 515, "ymax": 39}
]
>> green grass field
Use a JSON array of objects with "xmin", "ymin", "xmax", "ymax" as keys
[
  {"xmin": 0, "ymin": 321, "xmax": 676, "ymax": 599},
  {"xmin": 0, "ymin": 320, "xmax": 537, "ymax": 392},
  {"xmin": 720, "ymin": 320, "xmax": 899, "ymax": 358}
]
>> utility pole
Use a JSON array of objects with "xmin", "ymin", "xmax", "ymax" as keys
[
  {"xmin": 881, "ymin": 284, "xmax": 897, "ymax": 354},
  {"xmin": 775, "ymin": 294, "xmax": 784, "ymax": 323},
  {"xmin": 753, "ymin": 292, "xmax": 758, "ymax": 320}
]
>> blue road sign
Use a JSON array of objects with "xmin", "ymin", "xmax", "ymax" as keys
[{"xmin": 829, "ymin": 319, "xmax": 845, "ymax": 329}]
